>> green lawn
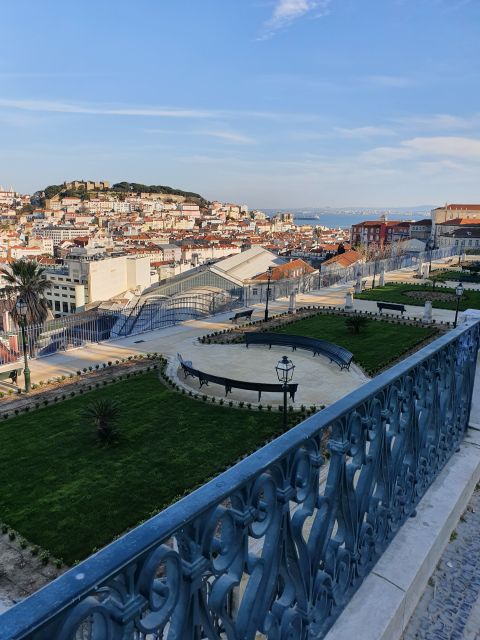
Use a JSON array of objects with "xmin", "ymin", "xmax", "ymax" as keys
[
  {"xmin": 432, "ymin": 270, "xmax": 480, "ymax": 284},
  {"xmin": 355, "ymin": 282, "xmax": 480, "ymax": 311},
  {"xmin": 274, "ymin": 313, "xmax": 437, "ymax": 374},
  {"xmin": 0, "ymin": 373, "xmax": 287, "ymax": 564}
]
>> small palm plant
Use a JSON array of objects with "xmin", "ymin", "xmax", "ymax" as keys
[
  {"xmin": 81, "ymin": 398, "xmax": 121, "ymax": 445},
  {"xmin": 345, "ymin": 315, "xmax": 369, "ymax": 335}
]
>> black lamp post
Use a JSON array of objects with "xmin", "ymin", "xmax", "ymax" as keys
[
  {"xmin": 264, "ymin": 266, "xmax": 273, "ymax": 322},
  {"xmin": 276, "ymin": 355, "xmax": 295, "ymax": 430},
  {"xmin": 15, "ymin": 298, "xmax": 31, "ymax": 392},
  {"xmin": 454, "ymin": 282, "xmax": 464, "ymax": 328}
]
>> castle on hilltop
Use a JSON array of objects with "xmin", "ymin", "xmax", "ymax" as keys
[{"xmin": 63, "ymin": 180, "xmax": 110, "ymax": 191}]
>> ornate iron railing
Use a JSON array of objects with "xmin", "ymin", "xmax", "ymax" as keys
[{"xmin": 0, "ymin": 320, "xmax": 478, "ymax": 640}]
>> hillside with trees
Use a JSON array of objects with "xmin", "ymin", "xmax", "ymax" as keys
[{"xmin": 36, "ymin": 181, "xmax": 207, "ymax": 206}]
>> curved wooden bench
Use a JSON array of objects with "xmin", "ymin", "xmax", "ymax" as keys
[
  {"xmin": 245, "ymin": 332, "xmax": 353, "ymax": 370},
  {"xmin": 177, "ymin": 353, "xmax": 298, "ymax": 402}
]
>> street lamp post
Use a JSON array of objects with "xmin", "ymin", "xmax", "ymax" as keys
[
  {"xmin": 454, "ymin": 282, "xmax": 464, "ymax": 328},
  {"xmin": 275, "ymin": 355, "xmax": 295, "ymax": 430},
  {"xmin": 15, "ymin": 298, "xmax": 31, "ymax": 393},
  {"xmin": 264, "ymin": 266, "xmax": 273, "ymax": 322}
]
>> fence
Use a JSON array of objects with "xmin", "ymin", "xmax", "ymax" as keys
[
  {"xmin": 0, "ymin": 290, "xmax": 240, "ymax": 368},
  {"xmin": 319, "ymin": 245, "xmax": 461, "ymax": 288},
  {"xmin": 1, "ymin": 318, "xmax": 478, "ymax": 639}
]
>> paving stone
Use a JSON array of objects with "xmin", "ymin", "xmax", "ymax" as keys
[{"xmin": 403, "ymin": 488, "xmax": 480, "ymax": 639}]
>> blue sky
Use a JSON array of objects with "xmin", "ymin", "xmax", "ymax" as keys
[{"xmin": 1, "ymin": 0, "xmax": 479, "ymax": 207}]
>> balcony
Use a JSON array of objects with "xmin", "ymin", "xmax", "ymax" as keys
[{"xmin": 0, "ymin": 318, "xmax": 478, "ymax": 639}]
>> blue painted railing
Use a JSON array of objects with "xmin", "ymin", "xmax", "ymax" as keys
[{"xmin": 0, "ymin": 320, "xmax": 479, "ymax": 640}]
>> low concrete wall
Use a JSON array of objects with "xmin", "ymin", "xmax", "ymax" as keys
[{"xmin": 325, "ymin": 426, "xmax": 480, "ymax": 640}]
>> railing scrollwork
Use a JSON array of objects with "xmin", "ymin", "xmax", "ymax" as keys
[{"xmin": 1, "ymin": 319, "xmax": 479, "ymax": 640}]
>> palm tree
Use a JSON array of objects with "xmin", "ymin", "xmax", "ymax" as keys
[
  {"xmin": 82, "ymin": 398, "xmax": 121, "ymax": 445},
  {"xmin": 345, "ymin": 315, "xmax": 369, "ymax": 335},
  {"xmin": 0, "ymin": 259, "xmax": 51, "ymax": 326}
]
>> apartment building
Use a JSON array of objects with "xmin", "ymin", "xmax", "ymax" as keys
[
  {"xmin": 431, "ymin": 204, "xmax": 480, "ymax": 237},
  {"xmin": 34, "ymin": 225, "xmax": 90, "ymax": 244},
  {"xmin": 44, "ymin": 254, "xmax": 152, "ymax": 317}
]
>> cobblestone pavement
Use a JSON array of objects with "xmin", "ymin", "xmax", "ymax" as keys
[{"xmin": 403, "ymin": 487, "xmax": 480, "ymax": 640}]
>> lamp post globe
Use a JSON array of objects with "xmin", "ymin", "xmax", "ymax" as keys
[
  {"xmin": 276, "ymin": 355, "xmax": 295, "ymax": 429},
  {"xmin": 15, "ymin": 297, "xmax": 31, "ymax": 393},
  {"xmin": 454, "ymin": 282, "xmax": 464, "ymax": 328},
  {"xmin": 264, "ymin": 266, "xmax": 273, "ymax": 323}
]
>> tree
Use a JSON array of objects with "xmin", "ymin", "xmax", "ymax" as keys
[
  {"xmin": 0, "ymin": 259, "xmax": 51, "ymax": 326},
  {"xmin": 82, "ymin": 398, "xmax": 121, "ymax": 445},
  {"xmin": 337, "ymin": 243, "xmax": 346, "ymax": 255},
  {"xmin": 345, "ymin": 315, "xmax": 369, "ymax": 334}
]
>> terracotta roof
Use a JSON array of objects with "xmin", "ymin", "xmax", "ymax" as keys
[
  {"xmin": 253, "ymin": 258, "xmax": 315, "ymax": 281},
  {"xmin": 437, "ymin": 218, "xmax": 480, "ymax": 226},
  {"xmin": 322, "ymin": 249, "xmax": 362, "ymax": 268}
]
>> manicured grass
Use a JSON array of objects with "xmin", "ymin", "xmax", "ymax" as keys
[
  {"xmin": 355, "ymin": 282, "xmax": 480, "ymax": 311},
  {"xmin": 275, "ymin": 313, "xmax": 437, "ymax": 374},
  {"xmin": 432, "ymin": 270, "xmax": 480, "ymax": 284},
  {"xmin": 0, "ymin": 373, "xmax": 287, "ymax": 564}
]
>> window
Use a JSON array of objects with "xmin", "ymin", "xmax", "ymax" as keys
[
  {"xmin": 252, "ymin": 288, "xmax": 258, "ymax": 295},
  {"xmin": 62, "ymin": 302, "xmax": 68, "ymax": 313},
  {"xmin": 70, "ymin": 304, "xmax": 76, "ymax": 313},
  {"xmin": 54, "ymin": 301, "xmax": 60, "ymax": 311}
]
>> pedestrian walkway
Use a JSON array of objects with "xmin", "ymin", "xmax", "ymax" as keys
[
  {"xmin": 0, "ymin": 257, "xmax": 461, "ymax": 390},
  {"xmin": 403, "ymin": 487, "xmax": 480, "ymax": 640}
]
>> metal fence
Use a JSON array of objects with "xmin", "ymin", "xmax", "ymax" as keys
[
  {"xmin": 1, "ymin": 318, "xmax": 478, "ymax": 639},
  {"xmin": 318, "ymin": 246, "xmax": 461, "ymax": 288},
  {"xmin": 0, "ymin": 291, "xmax": 240, "ymax": 367}
]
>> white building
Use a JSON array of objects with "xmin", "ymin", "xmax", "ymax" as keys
[{"xmin": 44, "ymin": 255, "xmax": 152, "ymax": 317}]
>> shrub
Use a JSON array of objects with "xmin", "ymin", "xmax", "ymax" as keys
[
  {"xmin": 81, "ymin": 397, "xmax": 122, "ymax": 445},
  {"xmin": 202, "ymin": 395, "xmax": 208, "ymax": 402},
  {"xmin": 258, "ymin": 404, "xmax": 263, "ymax": 410},
  {"xmin": 1, "ymin": 524, "xmax": 7, "ymax": 534},
  {"xmin": 77, "ymin": 371, "xmax": 81, "ymax": 376},
  {"xmin": 211, "ymin": 397, "xmax": 216, "ymax": 403},
  {"xmin": 83, "ymin": 368, "xmax": 87, "ymax": 373},
  {"xmin": 70, "ymin": 391, "xmax": 75, "ymax": 397},
  {"xmin": 19, "ymin": 538, "xmax": 27, "ymax": 549},
  {"xmin": 108, "ymin": 361, "xmax": 112, "ymax": 366},
  {"xmin": 8, "ymin": 530, "xmax": 15, "ymax": 541},
  {"xmin": 267, "ymin": 405, "xmax": 272, "ymax": 411},
  {"xmin": 88, "ymin": 366, "xmax": 93, "ymax": 371},
  {"xmin": 40, "ymin": 550, "xmax": 50, "ymax": 565}
]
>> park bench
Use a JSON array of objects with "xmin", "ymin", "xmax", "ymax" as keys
[
  {"xmin": 230, "ymin": 309, "xmax": 254, "ymax": 323},
  {"xmin": 376, "ymin": 302, "xmax": 406, "ymax": 315},
  {"xmin": 245, "ymin": 332, "xmax": 353, "ymax": 371},
  {"xmin": 0, "ymin": 367, "xmax": 23, "ymax": 385},
  {"xmin": 177, "ymin": 354, "xmax": 298, "ymax": 402}
]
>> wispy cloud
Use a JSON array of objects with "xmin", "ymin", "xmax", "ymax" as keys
[
  {"xmin": 395, "ymin": 113, "xmax": 480, "ymax": 131},
  {"xmin": 260, "ymin": 0, "xmax": 332, "ymax": 39},
  {"xmin": 365, "ymin": 75, "xmax": 416, "ymax": 88},
  {"xmin": 402, "ymin": 136, "xmax": 480, "ymax": 159},
  {"xmin": 334, "ymin": 126, "xmax": 397, "ymax": 138},
  {"xmin": 146, "ymin": 127, "xmax": 255, "ymax": 145},
  {"xmin": 0, "ymin": 98, "xmax": 320, "ymax": 123}
]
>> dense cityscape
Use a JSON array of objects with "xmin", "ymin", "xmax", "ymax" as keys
[{"xmin": 1, "ymin": 1, "xmax": 480, "ymax": 639}]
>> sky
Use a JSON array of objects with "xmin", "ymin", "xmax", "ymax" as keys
[{"xmin": 1, "ymin": 0, "xmax": 479, "ymax": 208}]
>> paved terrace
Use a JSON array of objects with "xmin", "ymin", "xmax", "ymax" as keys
[{"xmin": 0, "ymin": 259, "xmax": 468, "ymax": 390}]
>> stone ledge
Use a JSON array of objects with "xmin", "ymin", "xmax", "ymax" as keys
[{"xmin": 324, "ymin": 427, "xmax": 480, "ymax": 640}]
